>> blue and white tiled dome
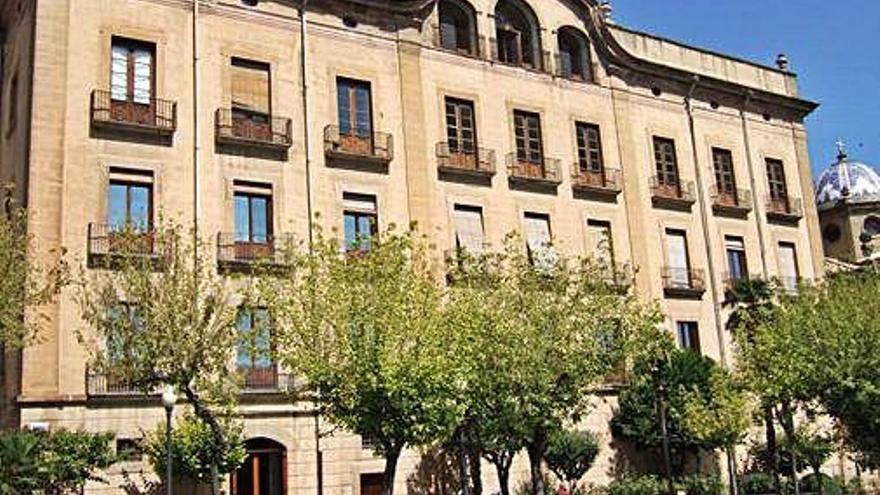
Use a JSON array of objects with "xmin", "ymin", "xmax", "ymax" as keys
[{"xmin": 815, "ymin": 143, "xmax": 880, "ymax": 207}]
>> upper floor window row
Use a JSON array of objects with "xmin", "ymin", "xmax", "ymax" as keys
[{"xmin": 436, "ymin": 0, "xmax": 593, "ymax": 81}]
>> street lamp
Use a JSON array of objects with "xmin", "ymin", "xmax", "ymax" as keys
[
  {"xmin": 652, "ymin": 364, "xmax": 675, "ymax": 495},
  {"xmin": 161, "ymin": 385, "xmax": 177, "ymax": 495}
]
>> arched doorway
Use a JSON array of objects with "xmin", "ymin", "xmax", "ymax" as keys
[{"xmin": 232, "ymin": 438, "xmax": 287, "ymax": 495}]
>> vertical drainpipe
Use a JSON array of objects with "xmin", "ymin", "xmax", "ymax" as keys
[
  {"xmin": 298, "ymin": 4, "xmax": 320, "ymax": 495},
  {"xmin": 192, "ymin": 0, "xmax": 201, "ymax": 257},
  {"xmin": 740, "ymin": 91, "xmax": 771, "ymax": 278},
  {"xmin": 684, "ymin": 77, "xmax": 738, "ymax": 495}
]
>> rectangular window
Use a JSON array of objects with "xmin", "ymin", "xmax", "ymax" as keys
[
  {"xmin": 105, "ymin": 304, "xmax": 145, "ymax": 363},
  {"xmin": 343, "ymin": 193, "xmax": 378, "ymax": 251},
  {"xmin": 713, "ymin": 148, "xmax": 737, "ymax": 195},
  {"xmin": 233, "ymin": 183, "xmax": 272, "ymax": 244},
  {"xmin": 514, "ymin": 110, "xmax": 543, "ymax": 164},
  {"xmin": 337, "ymin": 77, "xmax": 372, "ymax": 137},
  {"xmin": 236, "ymin": 308, "xmax": 273, "ymax": 371},
  {"xmin": 497, "ymin": 29, "xmax": 522, "ymax": 65},
  {"xmin": 676, "ymin": 321, "xmax": 701, "ymax": 354},
  {"xmin": 653, "ymin": 137, "xmax": 679, "ymax": 186},
  {"xmin": 725, "ymin": 236, "xmax": 748, "ymax": 281},
  {"xmin": 777, "ymin": 242, "xmax": 799, "ymax": 291},
  {"xmin": 523, "ymin": 212, "xmax": 553, "ymax": 266},
  {"xmin": 110, "ymin": 37, "xmax": 154, "ymax": 104},
  {"xmin": 231, "ymin": 58, "xmax": 271, "ymax": 119},
  {"xmin": 586, "ymin": 219, "xmax": 613, "ymax": 262},
  {"xmin": 453, "ymin": 205, "xmax": 485, "ymax": 254},
  {"xmin": 665, "ymin": 229, "xmax": 690, "ymax": 288},
  {"xmin": 575, "ymin": 123, "xmax": 603, "ymax": 173},
  {"xmin": 766, "ymin": 158, "xmax": 788, "ymax": 202},
  {"xmin": 116, "ymin": 438, "xmax": 144, "ymax": 462},
  {"xmin": 107, "ymin": 168, "xmax": 153, "ymax": 233},
  {"xmin": 445, "ymin": 97, "xmax": 477, "ymax": 154}
]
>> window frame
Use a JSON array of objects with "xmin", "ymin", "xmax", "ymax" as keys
[
  {"xmin": 336, "ymin": 77, "xmax": 374, "ymax": 138},
  {"xmin": 575, "ymin": 122, "xmax": 603, "ymax": 174},
  {"xmin": 236, "ymin": 308, "xmax": 275, "ymax": 372},
  {"xmin": 676, "ymin": 321, "xmax": 701, "ymax": 355},
  {"xmin": 725, "ymin": 235, "xmax": 748, "ymax": 282},
  {"xmin": 653, "ymin": 137, "xmax": 680, "ymax": 186},
  {"xmin": 766, "ymin": 158, "xmax": 789, "ymax": 202},
  {"xmin": 438, "ymin": 0, "xmax": 477, "ymax": 56},
  {"xmin": 230, "ymin": 57, "xmax": 272, "ymax": 123},
  {"xmin": 233, "ymin": 190, "xmax": 274, "ymax": 244},
  {"xmin": 712, "ymin": 147, "xmax": 737, "ymax": 195},
  {"xmin": 514, "ymin": 110, "xmax": 543, "ymax": 165},
  {"xmin": 107, "ymin": 179, "xmax": 153, "ymax": 233},
  {"xmin": 343, "ymin": 193, "xmax": 378, "ymax": 252},
  {"xmin": 110, "ymin": 36, "xmax": 156, "ymax": 104},
  {"xmin": 557, "ymin": 27, "xmax": 591, "ymax": 81},
  {"xmin": 445, "ymin": 97, "xmax": 477, "ymax": 154}
]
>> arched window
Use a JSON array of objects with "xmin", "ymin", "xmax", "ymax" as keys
[
  {"xmin": 438, "ymin": 0, "xmax": 477, "ymax": 55},
  {"xmin": 557, "ymin": 27, "xmax": 591, "ymax": 81},
  {"xmin": 494, "ymin": 0, "xmax": 542, "ymax": 70}
]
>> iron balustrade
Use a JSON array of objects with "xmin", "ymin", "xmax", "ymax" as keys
[
  {"xmin": 215, "ymin": 108, "xmax": 292, "ymax": 149},
  {"xmin": 90, "ymin": 89, "xmax": 177, "ymax": 134},
  {"xmin": 324, "ymin": 125, "xmax": 394, "ymax": 163},
  {"xmin": 436, "ymin": 142, "xmax": 496, "ymax": 175}
]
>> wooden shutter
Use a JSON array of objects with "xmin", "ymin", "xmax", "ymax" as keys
[
  {"xmin": 231, "ymin": 58, "xmax": 270, "ymax": 115},
  {"xmin": 453, "ymin": 205, "xmax": 484, "ymax": 254}
]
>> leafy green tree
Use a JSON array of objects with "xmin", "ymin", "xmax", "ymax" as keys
[
  {"xmin": 0, "ymin": 428, "xmax": 115, "ymax": 495},
  {"xmin": 0, "ymin": 183, "xmax": 67, "ymax": 349},
  {"xmin": 612, "ymin": 346, "xmax": 749, "ymax": 475},
  {"xmin": 144, "ymin": 413, "xmax": 247, "ymax": 485},
  {"xmin": 543, "ymin": 429, "xmax": 600, "ymax": 493},
  {"xmin": 446, "ymin": 238, "xmax": 664, "ymax": 495},
  {"xmin": 261, "ymin": 226, "xmax": 462, "ymax": 495},
  {"xmin": 77, "ymin": 223, "xmax": 245, "ymax": 495}
]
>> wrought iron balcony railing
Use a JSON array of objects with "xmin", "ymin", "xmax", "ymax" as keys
[
  {"xmin": 87, "ymin": 223, "xmax": 161, "ymax": 269},
  {"xmin": 571, "ymin": 167, "xmax": 622, "ymax": 196},
  {"xmin": 90, "ymin": 89, "xmax": 176, "ymax": 135},
  {"xmin": 766, "ymin": 196, "xmax": 804, "ymax": 222},
  {"xmin": 661, "ymin": 267, "xmax": 706, "ymax": 298},
  {"xmin": 324, "ymin": 125, "xmax": 394, "ymax": 164},
  {"xmin": 710, "ymin": 186, "xmax": 752, "ymax": 216},
  {"xmin": 436, "ymin": 142, "xmax": 496, "ymax": 177},
  {"xmin": 215, "ymin": 108, "xmax": 292, "ymax": 149},
  {"xmin": 86, "ymin": 369, "xmax": 152, "ymax": 397},
  {"xmin": 506, "ymin": 153, "xmax": 562, "ymax": 185},
  {"xmin": 650, "ymin": 177, "xmax": 696, "ymax": 209},
  {"xmin": 240, "ymin": 368, "xmax": 295, "ymax": 394},
  {"xmin": 216, "ymin": 233, "xmax": 295, "ymax": 270}
]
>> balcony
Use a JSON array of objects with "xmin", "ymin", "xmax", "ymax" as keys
[
  {"xmin": 571, "ymin": 167, "xmax": 622, "ymax": 201},
  {"xmin": 711, "ymin": 186, "xmax": 752, "ymax": 218},
  {"xmin": 90, "ymin": 89, "xmax": 176, "ymax": 142},
  {"xmin": 216, "ymin": 233, "xmax": 294, "ymax": 273},
  {"xmin": 661, "ymin": 267, "xmax": 706, "ymax": 299},
  {"xmin": 86, "ymin": 369, "xmax": 151, "ymax": 398},
  {"xmin": 324, "ymin": 125, "xmax": 394, "ymax": 172},
  {"xmin": 87, "ymin": 223, "xmax": 161, "ymax": 269},
  {"xmin": 436, "ymin": 142, "xmax": 496, "ymax": 185},
  {"xmin": 240, "ymin": 368, "xmax": 295, "ymax": 395},
  {"xmin": 506, "ymin": 154, "xmax": 562, "ymax": 194},
  {"xmin": 766, "ymin": 196, "xmax": 803, "ymax": 224},
  {"xmin": 215, "ymin": 108, "xmax": 292, "ymax": 153},
  {"xmin": 650, "ymin": 177, "xmax": 696, "ymax": 211},
  {"xmin": 777, "ymin": 276, "xmax": 812, "ymax": 296}
]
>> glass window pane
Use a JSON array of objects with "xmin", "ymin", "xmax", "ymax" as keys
[
  {"xmin": 234, "ymin": 196, "xmax": 250, "ymax": 242},
  {"xmin": 108, "ymin": 184, "xmax": 128, "ymax": 231},
  {"xmin": 129, "ymin": 186, "xmax": 150, "ymax": 232},
  {"xmin": 344, "ymin": 213, "xmax": 357, "ymax": 248},
  {"xmin": 337, "ymin": 80, "xmax": 351, "ymax": 134},
  {"xmin": 251, "ymin": 197, "xmax": 269, "ymax": 242}
]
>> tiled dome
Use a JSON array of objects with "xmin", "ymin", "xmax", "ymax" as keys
[{"xmin": 815, "ymin": 144, "xmax": 880, "ymax": 207}]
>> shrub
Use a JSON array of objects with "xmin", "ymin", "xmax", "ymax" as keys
[
  {"xmin": 679, "ymin": 474, "xmax": 723, "ymax": 495},
  {"xmin": 800, "ymin": 472, "xmax": 844, "ymax": 495},
  {"xmin": 740, "ymin": 472, "xmax": 776, "ymax": 495},
  {"xmin": 544, "ymin": 429, "xmax": 600, "ymax": 489},
  {"xmin": 605, "ymin": 475, "xmax": 667, "ymax": 495}
]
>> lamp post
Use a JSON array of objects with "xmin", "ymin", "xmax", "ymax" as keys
[
  {"xmin": 653, "ymin": 364, "xmax": 675, "ymax": 495},
  {"xmin": 161, "ymin": 385, "xmax": 177, "ymax": 495}
]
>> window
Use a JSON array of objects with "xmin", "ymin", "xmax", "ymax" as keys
[
  {"xmin": 586, "ymin": 219, "xmax": 613, "ymax": 262},
  {"xmin": 665, "ymin": 229, "xmax": 691, "ymax": 288},
  {"xmin": 236, "ymin": 308, "xmax": 273, "ymax": 372},
  {"xmin": 766, "ymin": 158, "xmax": 788, "ymax": 202},
  {"xmin": 107, "ymin": 169, "xmax": 153, "ymax": 233},
  {"xmin": 713, "ymin": 148, "xmax": 736, "ymax": 195},
  {"xmin": 343, "ymin": 193, "xmax": 378, "ymax": 251},
  {"xmin": 557, "ymin": 27, "xmax": 591, "ymax": 81},
  {"xmin": 231, "ymin": 58, "xmax": 271, "ymax": 122},
  {"xmin": 116, "ymin": 438, "xmax": 144, "ymax": 462},
  {"xmin": 575, "ymin": 123, "xmax": 603, "ymax": 173},
  {"xmin": 438, "ymin": 0, "xmax": 476, "ymax": 55},
  {"xmin": 110, "ymin": 37, "xmax": 154, "ymax": 103},
  {"xmin": 494, "ymin": 0, "xmax": 540, "ymax": 68},
  {"xmin": 105, "ymin": 304, "xmax": 145, "ymax": 363},
  {"xmin": 453, "ymin": 204, "xmax": 485, "ymax": 254},
  {"xmin": 676, "ymin": 321, "xmax": 701, "ymax": 354},
  {"xmin": 337, "ymin": 77, "xmax": 372, "ymax": 137},
  {"xmin": 445, "ymin": 97, "xmax": 476, "ymax": 154},
  {"xmin": 654, "ymin": 137, "xmax": 679, "ymax": 186},
  {"xmin": 777, "ymin": 242, "xmax": 799, "ymax": 292},
  {"xmin": 234, "ymin": 184, "xmax": 272, "ymax": 244},
  {"xmin": 725, "ymin": 236, "xmax": 748, "ymax": 281},
  {"xmin": 514, "ymin": 110, "xmax": 543, "ymax": 164},
  {"xmin": 523, "ymin": 212, "xmax": 553, "ymax": 267}
]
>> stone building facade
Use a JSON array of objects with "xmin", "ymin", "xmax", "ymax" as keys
[{"xmin": 0, "ymin": 0, "xmax": 823, "ymax": 493}]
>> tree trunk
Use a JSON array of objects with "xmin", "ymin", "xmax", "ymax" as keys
[
  {"xmin": 211, "ymin": 462, "xmax": 220, "ymax": 495},
  {"xmin": 814, "ymin": 465, "xmax": 824, "ymax": 495},
  {"xmin": 382, "ymin": 444, "xmax": 402, "ymax": 495},
  {"xmin": 763, "ymin": 403, "xmax": 781, "ymax": 491},
  {"xmin": 726, "ymin": 447, "xmax": 740, "ymax": 495},
  {"xmin": 468, "ymin": 442, "xmax": 483, "ymax": 495},
  {"xmin": 526, "ymin": 432, "xmax": 548, "ymax": 495},
  {"xmin": 779, "ymin": 400, "xmax": 800, "ymax": 495},
  {"xmin": 494, "ymin": 460, "xmax": 512, "ymax": 495}
]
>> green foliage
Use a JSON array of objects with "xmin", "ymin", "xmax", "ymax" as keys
[
  {"xmin": 800, "ymin": 473, "xmax": 844, "ymax": 495},
  {"xmin": 601, "ymin": 474, "xmax": 722, "ymax": 495},
  {"xmin": 144, "ymin": 413, "xmax": 246, "ymax": 484},
  {"xmin": 612, "ymin": 347, "xmax": 750, "ymax": 471},
  {"xmin": 0, "ymin": 429, "xmax": 115, "ymax": 495},
  {"xmin": 739, "ymin": 472, "xmax": 776, "ymax": 495},
  {"xmin": 0, "ymin": 183, "xmax": 67, "ymax": 348},
  {"xmin": 749, "ymin": 427, "xmax": 834, "ymax": 477},
  {"xmin": 544, "ymin": 429, "xmax": 600, "ymax": 486}
]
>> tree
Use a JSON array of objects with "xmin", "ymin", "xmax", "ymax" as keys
[
  {"xmin": 0, "ymin": 183, "xmax": 67, "ymax": 349},
  {"xmin": 0, "ymin": 428, "xmax": 116, "ymax": 495},
  {"xmin": 612, "ymin": 347, "xmax": 750, "ymax": 475},
  {"xmin": 77, "ymin": 223, "xmax": 246, "ymax": 495},
  {"xmin": 445, "ymin": 238, "xmax": 664, "ymax": 495},
  {"xmin": 543, "ymin": 429, "xmax": 600, "ymax": 493},
  {"xmin": 261, "ymin": 226, "xmax": 463, "ymax": 495}
]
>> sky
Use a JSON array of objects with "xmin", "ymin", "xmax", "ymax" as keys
[{"xmin": 611, "ymin": 0, "xmax": 880, "ymax": 177}]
